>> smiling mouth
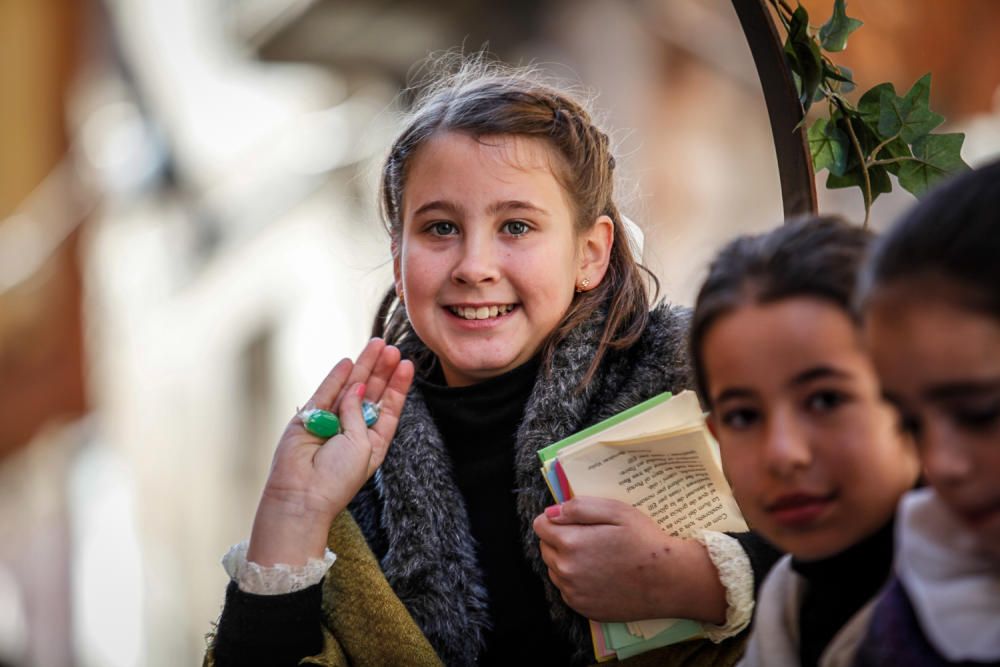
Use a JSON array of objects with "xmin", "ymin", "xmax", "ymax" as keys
[{"xmin": 447, "ymin": 304, "xmax": 517, "ymax": 320}]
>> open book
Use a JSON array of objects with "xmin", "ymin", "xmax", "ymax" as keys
[{"xmin": 538, "ymin": 390, "xmax": 747, "ymax": 661}]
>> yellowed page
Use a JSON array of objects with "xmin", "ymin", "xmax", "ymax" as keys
[{"xmin": 558, "ymin": 425, "xmax": 747, "ymax": 638}]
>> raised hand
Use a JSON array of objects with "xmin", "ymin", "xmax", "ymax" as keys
[
  {"xmin": 247, "ymin": 338, "xmax": 414, "ymax": 567},
  {"xmin": 533, "ymin": 497, "xmax": 727, "ymax": 624}
]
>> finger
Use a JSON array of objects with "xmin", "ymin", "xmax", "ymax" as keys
[
  {"xmin": 337, "ymin": 382, "xmax": 370, "ymax": 443},
  {"xmin": 368, "ymin": 359, "xmax": 414, "ymax": 445},
  {"xmin": 551, "ymin": 496, "xmax": 630, "ymax": 526},
  {"xmin": 360, "ymin": 344, "xmax": 402, "ymax": 404},
  {"xmin": 539, "ymin": 540, "xmax": 558, "ymax": 567},
  {"xmin": 533, "ymin": 512, "xmax": 556, "ymax": 543},
  {"xmin": 302, "ymin": 357, "xmax": 354, "ymax": 413},
  {"xmin": 331, "ymin": 338, "xmax": 386, "ymax": 413}
]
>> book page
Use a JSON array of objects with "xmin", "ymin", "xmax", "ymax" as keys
[
  {"xmin": 558, "ymin": 427, "xmax": 746, "ymax": 537},
  {"xmin": 542, "ymin": 391, "xmax": 705, "ymax": 464},
  {"xmin": 558, "ymin": 426, "xmax": 747, "ymax": 639}
]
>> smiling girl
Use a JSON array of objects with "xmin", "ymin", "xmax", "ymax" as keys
[
  {"xmin": 205, "ymin": 59, "xmax": 772, "ymax": 666},
  {"xmin": 689, "ymin": 217, "xmax": 921, "ymax": 667},
  {"xmin": 854, "ymin": 160, "xmax": 1000, "ymax": 666}
]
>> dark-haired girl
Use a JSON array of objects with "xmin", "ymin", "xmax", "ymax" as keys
[
  {"xmin": 854, "ymin": 160, "xmax": 1000, "ymax": 666},
  {"xmin": 690, "ymin": 217, "xmax": 921, "ymax": 667},
  {"xmin": 204, "ymin": 58, "xmax": 773, "ymax": 667}
]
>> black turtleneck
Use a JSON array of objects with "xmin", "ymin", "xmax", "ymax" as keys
[
  {"xmin": 417, "ymin": 357, "xmax": 577, "ymax": 666},
  {"xmin": 792, "ymin": 518, "xmax": 896, "ymax": 667}
]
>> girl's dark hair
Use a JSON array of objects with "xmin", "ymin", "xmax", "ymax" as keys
[
  {"xmin": 690, "ymin": 216, "xmax": 873, "ymax": 406},
  {"xmin": 373, "ymin": 54, "xmax": 657, "ymax": 386},
  {"xmin": 858, "ymin": 158, "xmax": 1000, "ymax": 319}
]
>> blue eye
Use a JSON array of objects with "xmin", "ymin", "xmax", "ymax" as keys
[
  {"xmin": 429, "ymin": 221, "xmax": 458, "ymax": 236},
  {"xmin": 503, "ymin": 220, "xmax": 530, "ymax": 236},
  {"xmin": 720, "ymin": 407, "xmax": 759, "ymax": 430}
]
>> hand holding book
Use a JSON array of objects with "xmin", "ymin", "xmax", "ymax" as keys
[
  {"xmin": 534, "ymin": 390, "xmax": 748, "ymax": 661},
  {"xmin": 533, "ymin": 497, "xmax": 728, "ymax": 624}
]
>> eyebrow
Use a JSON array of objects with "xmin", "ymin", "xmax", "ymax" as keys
[
  {"xmin": 410, "ymin": 199, "xmax": 549, "ymax": 219},
  {"xmin": 713, "ymin": 387, "xmax": 757, "ymax": 405},
  {"xmin": 411, "ymin": 200, "xmax": 464, "ymax": 218},
  {"xmin": 790, "ymin": 365, "xmax": 853, "ymax": 387},
  {"xmin": 712, "ymin": 365, "xmax": 852, "ymax": 406},
  {"xmin": 487, "ymin": 200, "xmax": 550, "ymax": 217},
  {"xmin": 926, "ymin": 379, "xmax": 1000, "ymax": 402}
]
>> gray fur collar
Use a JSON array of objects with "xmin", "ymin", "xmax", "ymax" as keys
[{"xmin": 352, "ymin": 303, "xmax": 692, "ymax": 666}]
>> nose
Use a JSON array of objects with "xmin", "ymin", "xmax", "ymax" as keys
[
  {"xmin": 451, "ymin": 228, "xmax": 500, "ymax": 286},
  {"xmin": 763, "ymin": 408, "xmax": 812, "ymax": 478},
  {"xmin": 920, "ymin": 422, "xmax": 973, "ymax": 489}
]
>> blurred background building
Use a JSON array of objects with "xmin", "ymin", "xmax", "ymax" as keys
[{"xmin": 1, "ymin": 0, "xmax": 998, "ymax": 664}]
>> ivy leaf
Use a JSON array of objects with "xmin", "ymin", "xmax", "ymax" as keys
[
  {"xmin": 826, "ymin": 163, "xmax": 892, "ymax": 202},
  {"xmin": 808, "ymin": 118, "xmax": 849, "ymax": 176},
  {"xmin": 783, "ymin": 5, "xmax": 824, "ymax": 112},
  {"xmin": 897, "ymin": 133, "xmax": 970, "ymax": 196},
  {"xmin": 858, "ymin": 82, "xmax": 896, "ymax": 129},
  {"xmin": 874, "ymin": 134, "xmax": 912, "ymax": 176},
  {"xmin": 819, "ymin": 0, "xmax": 863, "ymax": 52},
  {"xmin": 827, "ymin": 112, "xmax": 892, "ymax": 203},
  {"xmin": 838, "ymin": 66, "xmax": 856, "ymax": 94},
  {"xmin": 878, "ymin": 74, "xmax": 944, "ymax": 144}
]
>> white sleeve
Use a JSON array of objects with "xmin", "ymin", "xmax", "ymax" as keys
[
  {"xmin": 695, "ymin": 531, "xmax": 755, "ymax": 642},
  {"xmin": 221, "ymin": 540, "xmax": 337, "ymax": 595}
]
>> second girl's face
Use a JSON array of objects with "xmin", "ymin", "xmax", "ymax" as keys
[
  {"xmin": 865, "ymin": 285, "xmax": 1000, "ymax": 561},
  {"xmin": 704, "ymin": 298, "xmax": 919, "ymax": 560},
  {"xmin": 398, "ymin": 131, "xmax": 606, "ymax": 387}
]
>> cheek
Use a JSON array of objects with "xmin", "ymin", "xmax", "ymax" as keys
[{"xmin": 719, "ymin": 446, "xmax": 758, "ymax": 507}]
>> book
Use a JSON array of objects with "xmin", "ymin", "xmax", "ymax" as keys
[{"xmin": 538, "ymin": 390, "xmax": 748, "ymax": 661}]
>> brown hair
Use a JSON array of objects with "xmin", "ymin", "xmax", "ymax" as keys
[
  {"xmin": 373, "ymin": 55, "xmax": 658, "ymax": 387},
  {"xmin": 690, "ymin": 216, "xmax": 872, "ymax": 407}
]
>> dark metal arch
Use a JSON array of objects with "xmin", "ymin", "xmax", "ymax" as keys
[{"xmin": 732, "ymin": 0, "xmax": 818, "ymax": 218}]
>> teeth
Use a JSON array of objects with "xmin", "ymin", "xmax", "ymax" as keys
[{"xmin": 450, "ymin": 304, "xmax": 514, "ymax": 320}]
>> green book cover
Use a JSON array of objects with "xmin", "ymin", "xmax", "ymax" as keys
[{"xmin": 537, "ymin": 391, "xmax": 673, "ymax": 465}]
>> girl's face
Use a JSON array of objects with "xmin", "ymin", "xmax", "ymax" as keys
[
  {"xmin": 396, "ymin": 131, "xmax": 612, "ymax": 387},
  {"xmin": 865, "ymin": 285, "xmax": 1000, "ymax": 561},
  {"xmin": 704, "ymin": 297, "xmax": 919, "ymax": 561}
]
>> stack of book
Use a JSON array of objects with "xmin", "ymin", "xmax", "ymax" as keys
[{"xmin": 538, "ymin": 390, "xmax": 747, "ymax": 661}]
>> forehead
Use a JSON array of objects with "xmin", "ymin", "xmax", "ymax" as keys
[
  {"xmin": 865, "ymin": 288, "xmax": 1000, "ymax": 390},
  {"xmin": 401, "ymin": 132, "xmax": 571, "ymax": 216},
  {"xmin": 704, "ymin": 298, "xmax": 868, "ymax": 391}
]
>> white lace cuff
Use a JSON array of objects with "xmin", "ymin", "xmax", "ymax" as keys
[
  {"xmin": 695, "ymin": 530, "xmax": 754, "ymax": 642},
  {"xmin": 221, "ymin": 540, "xmax": 337, "ymax": 595}
]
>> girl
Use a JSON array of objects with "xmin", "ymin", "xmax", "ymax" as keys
[
  {"xmin": 689, "ymin": 216, "xmax": 921, "ymax": 667},
  {"xmin": 206, "ymin": 58, "xmax": 771, "ymax": 666},
  {"xmin": 854, "ymin": 160, "xmax": 1000, "ymax": 666}
]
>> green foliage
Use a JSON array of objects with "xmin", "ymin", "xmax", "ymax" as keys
[
  {"xmin": 819, "ymin": 0, "xmax": 862, "ymax": 52},
  {"xmin": 770, "ymin": 0, "xmax": 969, "ymax": 225}
]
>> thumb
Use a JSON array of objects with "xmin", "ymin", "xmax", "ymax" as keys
[{"xmin": 549, "ymin": 496, "xmax": 628, "ymax": 526}]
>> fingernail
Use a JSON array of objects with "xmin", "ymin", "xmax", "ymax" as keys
[
  {"xmin": 545, "ymin": 504, "xmax": 562, "ymax": 519},
  {"xmin": 355, "ymin": 383, "xmax": 367, "ymax": 398}
]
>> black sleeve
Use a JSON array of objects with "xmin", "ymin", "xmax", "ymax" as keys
[
  {"xmin": 725, "ymin": 531, "xmax": 784, "ymax": 595},
  {"xmin": 212, "ymin": 580, "xmax": 324, "ymax": 667}
]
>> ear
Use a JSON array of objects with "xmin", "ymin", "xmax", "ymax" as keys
[{"xmin": 576, "ymin": 215, "xmax": 614, "ymax": 290}]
